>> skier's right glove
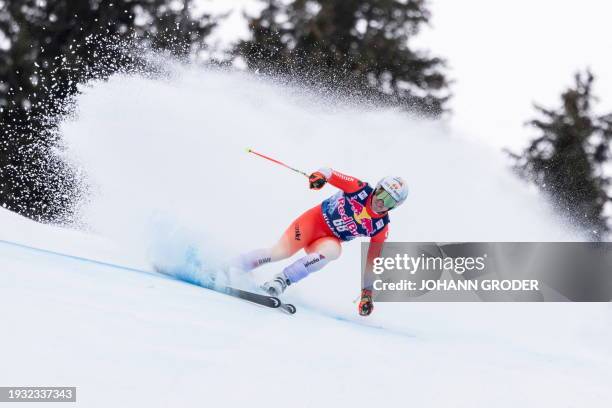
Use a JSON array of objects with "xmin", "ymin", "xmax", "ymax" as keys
[
  {"xmin": 358, "ymin": 289, "xmax": 374, "ymax": 316},
  {"xmin": 309, "ymin": 171, "xmax": 327, "ymax": 190}
]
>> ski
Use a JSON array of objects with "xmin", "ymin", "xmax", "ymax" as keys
[
  {"xmin": 218, "ymin": 286, "xmax": 297, "ymax": 314},
  {"xmin": 152, "ymin": 266, "xmax": 296, "ymax": 314},
  {"xmin": 279, "ymin": 302, "xmax": 297, "ymax": 314},
  {"xmin": 217, "ymin": 285, "xmax": 282, "ymax": 309}
]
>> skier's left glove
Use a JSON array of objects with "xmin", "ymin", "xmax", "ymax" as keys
[
  {"xmin": 309, "ymin": 171, "xmax": 327, "ymax": 190},
  {"xmin": 358, "ymin": 289, "xmax": 374, "ymax": 316}
]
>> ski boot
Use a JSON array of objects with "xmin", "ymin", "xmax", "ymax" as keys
[{"xmin": 261, "ymin": 272, "xmax": 291, "ymax": 297}]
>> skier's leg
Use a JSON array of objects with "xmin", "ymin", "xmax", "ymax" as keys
[
  {"xmin": 237, "ymin": 206, "xmax": 322, "ymax": 272},
  {"xmin": 262, "ymin": 236, "xmax": 341, "ymax": 295},
  {"xmin": 305, "ymin": 236, "xmax": 343, "ymax": 259},
  {"xmin": 281, "ymin": 237, "xmax": 342, "ymax": 284}
]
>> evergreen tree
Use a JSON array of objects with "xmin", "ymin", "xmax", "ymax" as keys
[
  {"xmin": 0, "ymin": 0, "xmax": 216, "ymax": 221},
  {"xmin": 509, "ymin": 71, "xmax": 612, "ymax": 239},
  {"xmin": 236, "ymin": 0, "xmax": 449, "ymax": 116}
]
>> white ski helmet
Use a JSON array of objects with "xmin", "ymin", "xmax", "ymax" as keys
[{"xmin": 374, "ymin": 176, "xmax": 409, "ymax": 209}]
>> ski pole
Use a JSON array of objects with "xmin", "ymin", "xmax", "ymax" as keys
[{"xmin": 246, "ymin": 148, "xmax": 310, "ymax": 178}]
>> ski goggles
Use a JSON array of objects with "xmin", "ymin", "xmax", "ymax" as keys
[{"xmin": 374, "ymin": 187, "xmax": 398, "ymax": 210}]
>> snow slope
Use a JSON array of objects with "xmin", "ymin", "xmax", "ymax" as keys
[
  {"xmin": 1, "ymin": 65, "xmax": 611, "ymax": 407},
  {"xmin": 2, "ymin": 208, "xmax": 611, "ymax": 407}
]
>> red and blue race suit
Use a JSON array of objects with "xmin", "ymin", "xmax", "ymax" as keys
[
  {"xmin": 238, "ymin": 168, "xmax": 390, "ymax": 290},
  {"xmin": 322, "ymin": 183, "xmax": 390, "ymax": 241}
]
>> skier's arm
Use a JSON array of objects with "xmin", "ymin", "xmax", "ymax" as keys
[
  {"xmin": 363, "ymin": 225, "xmax": 389, "ymax": 291},
  {"xmin": 359, "ymin": 226, "xmax": 388, "ymax": 316},
  {"xmin": 310, "ymin": 167, "xmax": 364, "ymax": 193}
]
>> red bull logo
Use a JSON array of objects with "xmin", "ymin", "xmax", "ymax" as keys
[
  {"xmin": 349, "ymin": 198, "xmax": 375, "ymax": 235},
  {"xmin": 336, "ymin": 197, "xmax": 360, "ymax": 237}
]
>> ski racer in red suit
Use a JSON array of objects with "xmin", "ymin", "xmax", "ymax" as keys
[{"xmin": 238, "ymin": 168, "xmax": 409, "ymax": 316}]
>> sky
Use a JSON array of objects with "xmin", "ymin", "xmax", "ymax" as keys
[{"xmin": 197, "ymin": 0, "xmax": 612, "ymax": 150}]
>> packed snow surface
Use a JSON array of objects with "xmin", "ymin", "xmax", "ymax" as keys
[{"xmin": 1, "ymin": 66, "xmax": 610, "ymax": 407}]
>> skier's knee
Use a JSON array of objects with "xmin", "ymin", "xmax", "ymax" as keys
[
  {"xmin": 323, "ymin": 242, "xmax": 341, "ymax": 260},
  {"xmin": 270, "ymin": 238, "xmax": 299, "ymax": 261},
  {"xmin": 308, "ymin": 238, "xmax": 341, "ymax": 261}
]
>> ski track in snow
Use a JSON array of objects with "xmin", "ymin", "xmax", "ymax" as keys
[{"xmin": 1, "ymin": 65, "xmax": 611, "ymax": 407}]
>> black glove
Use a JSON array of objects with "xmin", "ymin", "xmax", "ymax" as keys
[{"xmin": 309, "ymin": 171, "xmax": 327, "ymax": 190}]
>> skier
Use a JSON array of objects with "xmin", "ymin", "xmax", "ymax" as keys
[{"xmin": 237, "ymin": 168, "xmax": 408, "ymax": 316}]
